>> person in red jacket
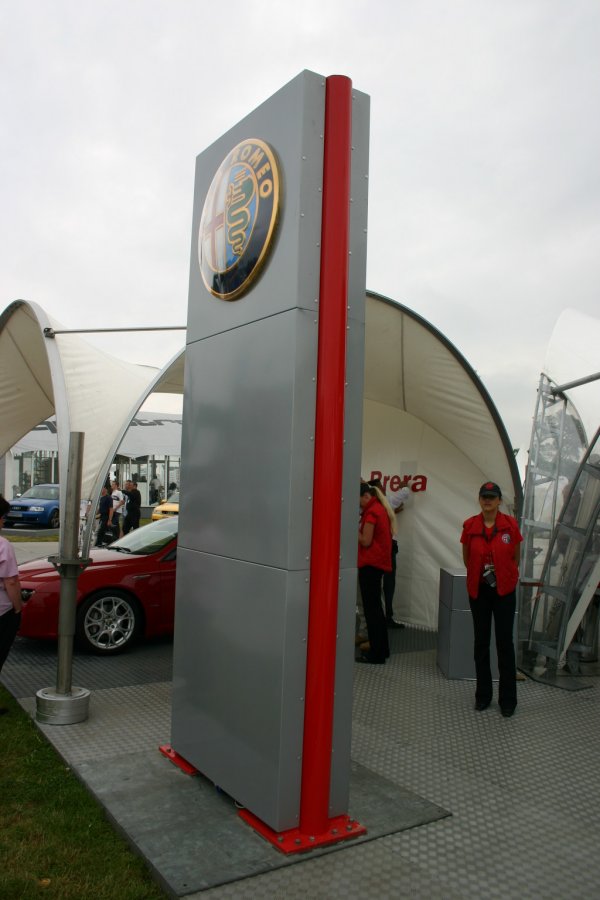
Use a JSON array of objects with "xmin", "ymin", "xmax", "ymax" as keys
[
  {"xmin": 461, "ymin": 482, "xmax": 522, "ymax": 717},
  {"xmin": 357, "ymin": 482, "xmax": 393, "ymax": 664}
]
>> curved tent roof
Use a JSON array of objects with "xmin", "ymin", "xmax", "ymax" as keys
[
  {"xmin": 1, "ymin": 292, "xmax": 520, "ymax": 626},
  {"xmin": 363, "ymin": 292, "xmax": 521, "ymax": 626},
  {"xmin": 0, "ymin": 300, "xmax": 172, "ymax": 529}
]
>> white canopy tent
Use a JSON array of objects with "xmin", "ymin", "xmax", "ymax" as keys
[
  {"xmin": 362, "ymin": 293, "xmax": 520, "ymax": 627},
  {"xmin": 0, "ymin": 300, "xmax": 184, "ymax": 548},
  {"xmin": 1, "ymin": 292, "xmax": 520, "ymax": 627}
]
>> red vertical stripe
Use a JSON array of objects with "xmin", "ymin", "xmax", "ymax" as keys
[{"xmin": 299, "ymin": 74, "xmax": 353, "ymax": 835}]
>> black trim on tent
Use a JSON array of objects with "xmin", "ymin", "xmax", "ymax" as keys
[{"xmin": 367, "ymin": 290, "xmax": 523, "ymax": 515}]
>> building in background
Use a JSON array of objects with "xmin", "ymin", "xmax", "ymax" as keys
[{"xmin": 2, "ymin": 412, "xmax": 182, "ymax": 506}]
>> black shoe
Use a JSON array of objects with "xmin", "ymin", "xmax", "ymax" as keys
[
  {"xmin": 475, "ymin": 700, "xmax": 491, "ymax": 711},
  {"xmin": 501, "ymin": 707, "xmax": 516, "ymax": 718},
  {"xmin": 356, "ymin": 654, "xmax": 385, "ymax": 665},
  {"xmin": 387, "ymin": 619, "xmax": 405, "ymax": 629}
]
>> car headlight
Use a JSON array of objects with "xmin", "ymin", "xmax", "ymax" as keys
[{"xmin": 29, "ymin": 506, "xmax": 45, "ymax": 512}]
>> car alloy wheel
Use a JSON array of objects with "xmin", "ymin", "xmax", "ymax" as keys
[
  {"xmin": 49, "ymin": 509, "xmax": 60, "ymax": 529},
  {"xmin": 76, "ymin": 590, "xmax": 141, "ymax": 654}
]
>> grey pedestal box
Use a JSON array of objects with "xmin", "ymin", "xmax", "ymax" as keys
[{"xmin": 437, "ymin": 568, "xmax": 499, "ymax": 680}]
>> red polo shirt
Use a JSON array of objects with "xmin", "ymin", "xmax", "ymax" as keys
[{"xmin": 358, "ymin": 497, "xmax": 392, "ymax": 571}]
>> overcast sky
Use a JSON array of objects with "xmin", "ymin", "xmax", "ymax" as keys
[{"xmin": 2, "ymin": 1, "xmax": 599, "ymax": 471}]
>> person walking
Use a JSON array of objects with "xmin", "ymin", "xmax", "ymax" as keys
[
  {"xmin": 95, "ymin": 486, "xmax": 113, "ymax": 546},
  {"xmin": 0, "ymin": 496, "xmax": 23, "ymax": 712},
  {"xmin": 357, "ymin": 482, "xmax": 394, "ymax": 665},
  {"xmin": 122, "ymin": 480, "xmax": 141, "ymax": 534},
  {"xmin": 108, "ymin": 480, "xmax": 125, "ymax": 537},
  {"xmin": 461, "ymin": 482, "xmax": 522, "ymax": 717}
]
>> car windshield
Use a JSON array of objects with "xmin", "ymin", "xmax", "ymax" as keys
[
  {"xmin": 19, "ymin": 486, "xmax": 59, "ymax": 501},
  {"xmin": 165, "ymin": 492, "xmax": 179, "ymax": 503},
  {"xmin": 108, "ymin": 517, "xmax": 178, "ymax": 555}
]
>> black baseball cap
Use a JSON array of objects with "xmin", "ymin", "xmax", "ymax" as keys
[{"xmin": 479, "ymin": 482, "xmax": 502, "ymax": 498}]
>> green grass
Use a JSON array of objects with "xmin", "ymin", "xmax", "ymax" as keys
[{"xmin": 0, "ymin": 685, "xmax": 167, "ymax": 899}]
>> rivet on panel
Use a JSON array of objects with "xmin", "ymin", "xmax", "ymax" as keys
[{"xmin": 302, "ymin": 155, "xmax": 307, "ymax": 160}]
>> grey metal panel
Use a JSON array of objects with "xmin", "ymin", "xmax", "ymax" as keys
[
  {"xmin": 331, "ymin": 86, "xmax": 369, "ymax": 815},
  {"xmin": 347, "ymin": 88, "xmax": 370, "ymax": 328},
  {"xmin": 178, "ymin": 308, "xmax": 316, "ymax": 571},
  {"xmin": 186, "ymin": 70, "xmax": 325, "ymax": 344},
  {"xmin": 340, "ymin": 318, "xmax": 366, "ymax": 565},
  {"xmin": 173, "ymin": 69, "xmax": 370, "ymax": 833},
  {"xmin": 439, "ymin": 568, "xmax": 470, "ymax": 611},
  {"xmin": 340, "ymin": 86, "xmax": 369, "ymax": 568},
  {"xmin": 171, "ymin": 547, "xmax": 309, "ymax": 832},
  {"xmin": 329, "ymin": 566, "xmax": 358, "ymax": 816},
  {"xmin": 437, "ymin": 606, "xmax": 475, "ymax": 679},
  {"xmin": 437, "ymin": 570, "xmax": 500, "ymax": 679}
]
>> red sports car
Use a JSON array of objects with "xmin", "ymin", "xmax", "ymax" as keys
[{"xmin": 18, "ymin": 517, "xmax": 178, "ymax": 654}]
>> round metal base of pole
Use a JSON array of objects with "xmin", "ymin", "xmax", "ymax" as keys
[{"xmin": 35, "ymin": 687, "xmax": 91, "ymax": 725}]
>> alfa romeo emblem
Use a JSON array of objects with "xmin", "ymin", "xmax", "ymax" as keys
[{"xmin": 198, "ymin": 138, "xmax": 280, "ymax": 300}]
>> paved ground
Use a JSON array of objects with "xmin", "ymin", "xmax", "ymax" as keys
[
  {"xmin": 4, "ymin": 546, "xmax": 599, "ymax": 897},
  {"xmin": 12, "ymin": 541, "xmax": 59, "ymax": 563}
]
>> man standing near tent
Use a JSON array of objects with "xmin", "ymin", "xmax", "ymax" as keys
[
  {"xmin": 108, "ymin": 480, "xmax": 125, "ymax": 536},
  {"xmin": 122, "ymin": 479, "xmax": 141, "ymax": 534}
]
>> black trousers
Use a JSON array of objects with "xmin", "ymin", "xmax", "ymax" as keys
[
  {"xmin": 383, "ymin": 540, "xmax": 398, "ymax": 619},
  {"xmin": 96, "ymin": 519, "xmax": 111, "ymax": 546},
  {"xmin": 469, "ymin": 584, "xmax": 517, "ymax": 710},
  {"xmin": 0, "ymin": 608, "xmax": 21, "ymax": 673},
  {"xmin": 123, "ymin": 512, "xmax": 140, "ymax": 534},
  {"xmin": 359, "ymin": 566, "xmax": 390, "ymax": 662}
]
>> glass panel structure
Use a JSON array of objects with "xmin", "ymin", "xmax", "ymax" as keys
[{"xmin": 520, "ymin": 425, "xmax": 600, "ymax": 684}]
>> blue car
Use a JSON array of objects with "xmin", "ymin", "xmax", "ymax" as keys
[{"xmin": 5, "ymin": 484, "xmax": 60, "ymax": 529}]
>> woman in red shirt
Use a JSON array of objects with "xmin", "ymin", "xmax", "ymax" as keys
[
  {"xmin": 461, "ymin": 482, "xmax": 522, "ymax": 717},
  {"xmin": 357, "ymin": 483, "xmax": 393, "ymax": 664}
]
